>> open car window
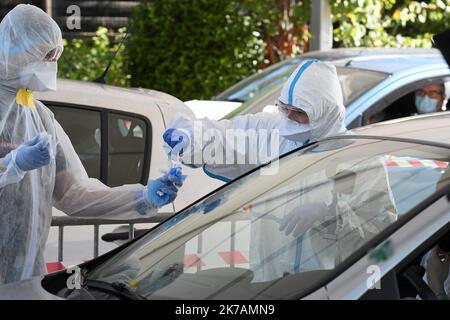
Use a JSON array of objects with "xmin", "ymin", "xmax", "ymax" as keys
[{"xmin": 86, "ymin": 138, "xmax": 450, "ymax": 300}]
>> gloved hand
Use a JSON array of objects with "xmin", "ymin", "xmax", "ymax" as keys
[
  {"xmin": 159, "ymin": 166, "xmax": 187, "ymax": 188},
  {"xmin": 279, "ymin": 203, "xmax": 329, "ymax": 238},
  {"xmin": 143, "ymin": 166, "xmax": 187, "ymax": 209},
  {"xmin": 163, "ymin": 128, "xmax": 190, "ymax": 157},
  {"xmin": 3, "ymin": 133, "xmax": 52, "ymax": 171}
]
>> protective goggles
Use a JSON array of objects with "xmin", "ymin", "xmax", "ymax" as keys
[
  {"xmin": 44, "ymin": 46, "xmax": 63, "ymax": 62},
  {"xmin": 276, "ymin": 101, "xmax": 308, "ymax": 116}
]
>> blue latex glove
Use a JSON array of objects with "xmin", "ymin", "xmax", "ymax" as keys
[
  {"xmin": 159, "ymin": 166, "xmax": 187, "ymax": 188},
  {"xmin": 145, "ymin": 179, "xmax": 178, "ymax": 209},
  {"xmin": 163, "ymin": 128, "xmax": 189, "ymax": 156},
  {"xmin": 4, "ymin": 134, "xmax": 51, "ymax": 171},
  {"xmin": 143, "ymin": 167, "xmax": 187, "ymax": 209}
]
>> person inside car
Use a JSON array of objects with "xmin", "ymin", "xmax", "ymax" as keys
[{"xmin": 415, "ymin": 83, "xmax": 447, "ymax": 114}]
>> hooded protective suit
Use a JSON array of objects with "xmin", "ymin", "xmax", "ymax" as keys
[
  {"xmin": 0, "ymin": 5, "xmax": 161, "ymax": 285},
  {"xmin": 167, "ymin": 60, "xmax": 347, "ymax": 181},
  {"xmin": 165, "ymin": 60, "xmax": 397, "ymax": 282}
]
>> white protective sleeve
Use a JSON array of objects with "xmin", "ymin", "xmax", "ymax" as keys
[
  {"xmin": 0, "ymin": 152, "xmax": 26, "ymax": 188},
  {"xmin": 51, "ymin": 121, "xmax": 156, "ymax": 220},
  {"xmin": 170, "ymin": 112, "xmax": 284, "ymax": 181}
]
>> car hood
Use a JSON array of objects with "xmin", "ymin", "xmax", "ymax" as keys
[{"xmin": 0, "ymin": 276, "xmax": 61, "ymax": 300}]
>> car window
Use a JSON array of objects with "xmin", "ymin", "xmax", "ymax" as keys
[
  {"xmin": 364, "ymin": 78, "xmax": 450, "ymax": 125},
  {"xmin": 48, "ymin": 105, "xmax": 101, "ymax": 180},
  {"xmin": 108, "ymin": 113, "xmax": 148, "ymax": 187},
  {"xmin": 86, "ymin": 138, "xmax": 450, "ymax": 300},
  {"xmin": 225, "ymin": 67, "xmax": 388, "ymax": 119},
  {"xmin": 48, "ymin": 104, "xmax": 149, "ymax": 187},
  {"xmin": 218, "ymin": 59, "xmax": 301, "ymax": 103}
]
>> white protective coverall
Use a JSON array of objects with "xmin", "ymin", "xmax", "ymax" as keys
[
  {"xmin": 168, "ymin": 60, "xmax": 397, "ymax": 282},
  {"xmin": 169, "ymin": 59, "xmax": 347, "ymax": 182},
  {"xmin": 0, "ymin": 5, "xmax": 158, "ymax": 285}
]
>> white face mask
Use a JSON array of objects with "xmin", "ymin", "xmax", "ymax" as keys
[
  {"xmin": 278, "ymin": 117, "xmax": 311, "ymax": 143},
  {"xmin": 19, "ymin": 61, "xmax": 58, "ymax": 92}
]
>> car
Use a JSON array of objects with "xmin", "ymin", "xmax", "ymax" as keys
[
  {"xmin": 3, "ymin": 111, "xmax": 450, "ymax": 300},
  {"xmin": 36, "ymin": 79, "xmax": 222, "ymax": 268},
  {"xmin": 212, "ymin": 48, "xmax": 450, "ymax": 128},
  {"xmin": 184, "ymin": 100, "xmax": 242, "ymax": 120}
]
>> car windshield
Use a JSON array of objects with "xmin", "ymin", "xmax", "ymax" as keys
[
  {"xmin": 218, "ymin": 61, "xmax": 388, "ymax": 119},
  {"xmin": 216, "ymin": 59, "xmax": 302, "ymax": 103},
  {"xmin": 86, "ymin": 137, "xmax": 450, "ymax": 299}
]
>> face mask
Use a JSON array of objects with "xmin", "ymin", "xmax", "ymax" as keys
[
  {"xmin": 416, "ymin": 96, "xmax": 438, "ymax": 114},
  {"xmin": 19, "ymin": 61, "xmax": 58, "ymax": 92},
  {"xmin": 278, "ymin": 117, "xmax": 311, "ymax": 143}
]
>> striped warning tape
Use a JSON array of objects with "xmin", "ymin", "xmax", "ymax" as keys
[
  {"xmin": 384, "ymin": 156, "xmax": 449, "ymax": 169},
  {"xmin": 184, "ymin": 250, "xmax": 249, "ymax": 269}
]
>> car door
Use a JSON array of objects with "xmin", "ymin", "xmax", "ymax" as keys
[
  {"xmin": 324, "ymin": 193, "xmax": 450, "ymax": 300},
  {"xmin": 45, "ymin": 102, "xmax": 152, "ymax": 187},
  {"xmin": 42, "ymin": 102, "xmax": 156, "ymax": 267},
  {"xmin": 347, "ymin": 69, "xmax": 450, "ymax": 127}
]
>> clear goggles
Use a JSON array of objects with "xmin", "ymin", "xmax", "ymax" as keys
[
  {"xmin": 44, "ymin": 46, "xmax": 63, "ymax": 62},
  {"xmin": 276, "ymin": 101, "xmax": 308, "ymax": 116}
]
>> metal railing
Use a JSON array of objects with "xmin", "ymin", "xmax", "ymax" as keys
[
  {"xmin": 50, "ymin": 212, "xmax": 174, "ymax": 263},
  {"xmin": 51, "ymin": 212, "xmax": 246, "ymax": 269}
]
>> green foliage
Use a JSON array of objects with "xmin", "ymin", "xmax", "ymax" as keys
[
  {"xmin": 241, "ymin": 0, "xmax": 312, "ymax": 62},
  {"xmin": 58, "ymin": 27, "xmax": 131, "ymax": 87},
  {"xmin": 332, "ymin": 0, "xmax": 450, "ymax": 48},
  {"xmin": 125, "ymin": 0, "xmax": 266, "ymax": 101},
  {"xmin": 57, "ymin": 0, "xmax": 450, "ymax": 100}
]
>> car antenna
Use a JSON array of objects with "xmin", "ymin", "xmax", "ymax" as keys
[{"xmin": 93, "ymin": 21, "xmax": 135, "ymax": 84}]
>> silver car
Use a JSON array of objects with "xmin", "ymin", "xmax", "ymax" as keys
[
  {"xmin": 2, "ymin": 112, "xmax": 450, "ymax": 300},
  {"xmin": 214, "ymin": 48, "xmax": 450, "ymax": 128}
]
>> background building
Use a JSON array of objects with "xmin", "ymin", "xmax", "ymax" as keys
[{"xmin": 0, "ymin": 0, "xmax": 138, "ymax": 39}]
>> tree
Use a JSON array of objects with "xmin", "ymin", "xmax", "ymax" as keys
[{"xmin": 332, "ymin": 0, "xmax": 450, "ymax": 48}]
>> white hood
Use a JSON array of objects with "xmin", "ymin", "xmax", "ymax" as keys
[{"xmin": 279, "ymin": 60, "xmax": 347, "ymax": 141}]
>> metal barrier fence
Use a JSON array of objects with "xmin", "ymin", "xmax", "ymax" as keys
[{"xmin": 50, "ymin": 212, "xmax": 174, "ymax": 263}]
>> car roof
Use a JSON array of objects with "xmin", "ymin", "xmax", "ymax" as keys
[
  {"xmin": 301, "ymin": 47, "xmax": 440, "ymax": 60},
  {"xmin": 301, "ymin": 47, "xmax": 446, "ymax": 74},
  {"xmin": 215, "ymin": 48, "xmax": 447, "ymax": 103},
  {"xmin": 35, "ymin": 78, "xmax": 195, "ymax": 120},
  {"xmin": 349, "ymin": 111, "xmax": 450, "ymax": 146}
]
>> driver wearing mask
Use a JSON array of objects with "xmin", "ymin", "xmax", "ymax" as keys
[{"xmin": 415, "ymin": 83, "xmax": 447, "ymax": 114}]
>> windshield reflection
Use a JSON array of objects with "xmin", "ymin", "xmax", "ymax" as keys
[{"xmin": 84, "ymin": 138, "xmax": 450, "ymax": 300}]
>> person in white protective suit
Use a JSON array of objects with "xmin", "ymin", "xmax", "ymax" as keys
[
  {"xmin": 164, "ymin": 59, "xmax": 347, "ymax": 182},
  {"xmin": 164, "ymin": 59, "xmax": 397, "ymax": 281},
  {"xmin": 0, "ymin": 4, "xmax": 184, "ymax": 285}
]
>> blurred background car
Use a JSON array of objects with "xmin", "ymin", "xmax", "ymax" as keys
[{"xmin": 193, "ymin": 48, "xmax": 450, "ymax": 127}]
